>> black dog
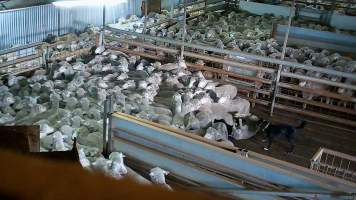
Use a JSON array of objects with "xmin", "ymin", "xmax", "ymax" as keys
[{"xmin": 259, "ymin": 120, "xmax": 307, "ymax": 153}]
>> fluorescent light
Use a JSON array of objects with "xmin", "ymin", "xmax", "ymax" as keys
[{"xmin": 53, "ymin": 0, "xmax": 127, "ymax": 8}]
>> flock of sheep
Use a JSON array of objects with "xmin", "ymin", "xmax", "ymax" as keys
[
  {"xmin": 111, "ymin": 10, "xmax": 356, "ymax": 109},
  {"xmin": 1, "ymin": 7, "xmax": 355, "ymax": 187},
  {"xmin": 0, "ymin": 25, "xmax": 255, "ymax": 188}
]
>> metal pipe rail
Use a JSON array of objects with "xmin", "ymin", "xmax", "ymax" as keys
[
  {"xmin": 273, "ymin": 24, "xmax": 356, "ymax": 54},
  {"xmin": 280, "ymin": 0, "xmax": 356, "ymax": 12},
  {"xmin": 0, "ymin": 42, "xmax": 44, "ymax": 56},
  {"xmin": 146, "ymin": 0, "xmax": 226, "ymax": 30},
  {"xmin": 48, "ymin": 47, "xmax": 91, "ymax": 62},
  {"xmin": 106, "ymin": 35, "xmax": 275, "ymax": 73},
  {"xmin": 111, "ymin": 112, "xmax": 356, "ymax": 199},
  {"xmin": 106, "ymin": 38, "xmax": 356, "ymax": 128},
  {"xmin": 310, "ymin": 148, "xmax": 356, "ymax": 183},
  {"xmin": 0, "ymin": 54, "xmax": 42, "ymax": 69},
  {"xmin": 0, "ymin": 42, "xmax": 44, "ymax": 77},
  {"xmin": 107, "ymin": 36, "xmax": 356, "ymax": 91},
  {"xmin": 106, "ymin": 27, "xmax": 356, "ymax": 81}
]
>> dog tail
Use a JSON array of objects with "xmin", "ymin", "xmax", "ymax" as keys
[{"xmin": 296, "ymin": 121, "xmax": 307, "ymax": 129}]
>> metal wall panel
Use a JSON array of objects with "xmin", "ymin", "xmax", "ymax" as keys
[
  {"xmin": 0, "ymin": 0, "xmax": 142, "ymax": 50},
  {"xmin": 0, "ymin": 4, "xmax": 59, "ymax": 50}
]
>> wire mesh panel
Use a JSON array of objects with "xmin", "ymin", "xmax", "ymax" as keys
[
  {"xmin": 310, "ymin": 148, "xmax": 356, "ymax": 183},
  {"xmin": 0, "ymin": 43, "xmax": 43, "ymax": 77}
]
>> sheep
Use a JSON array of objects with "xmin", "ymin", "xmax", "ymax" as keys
[
  {"xmin": 337, "ymin": 76, "xmax": 356, "ymax": 109},
  {"xmin": 78, "ymin": 148, "xmax": 91, "ymax": 168},
  {"xmin": 53, "ymin": 131, "xmax": 69, "ymax": 151},
  {"xmin": 149, "ymin": 167, "xmax": 172, "ymax": 191},
  {"xmin": 299, "ymin": 71, "xmax": 331, "ymax": 108},
  {"xmin": 109, "ymin": 152, "xmax": 128, "ymax": 179}
]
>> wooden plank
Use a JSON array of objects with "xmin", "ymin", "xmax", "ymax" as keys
[{"xmin": 0, "ymin": 126, "xmax": 40, "ymax": 153}]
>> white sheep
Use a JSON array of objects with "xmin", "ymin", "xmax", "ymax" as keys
[
  {"xmin": 109, "ymin": 152, "xmax": 128, "ymax": 179},
  {"xmin": 78, "ymin": 148, "xmax": 91, "ymax": 168},
  {"xmin": 52, "ymin": 131, "xmax": 69, "ymax": 151},
  {"xmin": 149, "ymin": 167, "xmax": 172, "ymax": 191}
]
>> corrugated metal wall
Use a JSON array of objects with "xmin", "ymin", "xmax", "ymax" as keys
[{"xmin": 0, "ymin": 0, "xmax": 142, "ymax": 50}]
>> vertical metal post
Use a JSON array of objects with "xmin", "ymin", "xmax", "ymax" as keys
[
  {"xmin": 180, "ymin": 0, "xmax": 187, "ymax": 60},
  {"xmin": 345, "ymin": 0, "xmax": 352, "ymax": 15},
  {"xmin": 143, "ymin": 0, "xmax": 148, "ymax": 34},
  {"xmin": 270, "ymin": 1, "xmax": 295, "ymax": 116},
  {"xmin": 103, "ymin": 97, "xmax": 109, "ymax": 158},
  {"xmin": 57, "ymin": 8, "xmax": 61, "ymax": 36},
  {"xmin": 170, "ymin": 0, "xmax": 174, "ymax": 19},
  {"xmin": 102, "ymin": 4, "xmax": 106, "ymax": 29},
  {"xmin": 99, "ymin": 4, "xmax": 106, "ymax": 50},
  {"xmin": 204, "ymin": 0, "xmax": 208, "ymax": 13},
  {"xmin": 103, "ymin": 95, "xmax": 113, "ymax": 157},
  {"xmin": 107, "ymin": 95, "xmax": 113, "ymax": 155}
]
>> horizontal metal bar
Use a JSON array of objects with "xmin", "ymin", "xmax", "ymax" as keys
[
  {"xmin": 276, "ymin": 93, "xmax": 356, "ymax": 115},
  {"xmin": 189, "ymin": 63, "xmax": 272, "ymax": 84},
  {"xmin": 111, "ymin": 113, "xmax": 356, "ymax": 193},
  {"xmin": 0, "ymin": 42, "xmax": 43, "ymax": 55},
  {"xmin": 274, "ymin": 103, "xmax": 356, "ymax": 128},
  {"xmin": 232, "ymin": 81, "xmax": 356, "ymax": 115},
  {"xmin": 278, "ymin": 82, "xmax": 356, "ymax": 102},
  {"xmin": 276, "ymin": 25, "xmax": 356, "ymax": 47},
  {"xmin": 113, "ymin": 128, "xmax": 287, "ymax": 192},
  {"xmin": 0, "ymin": 65, "xmax": 42, "ymax": 78},
  {"xmin": 110, "ymin": 47, "xmax": 272, "ymax": 85},
  {"xmin": 274, "ymin": 24, "xmax": 356, "ymax": 53},
  {"xmin": 187, "ymin": 0, "xmax": 225, "ymax": 13},
  {"xmin": 107, "ymin": 37, "xmax": 275, "ymax": 73},
  {"xmin": 112, "ymin": 136, "xmax": 273, "ymax": 200},
  {"xmin": 191, "ymin": 186, "xmax": 356, "ymax": 199},
  {"xmin": 0, "ymin": 54, "xmax": 42, "ymax": 69},
  {"xmin": 109, "ymin": 45, "xmax": 356, "ymax": 118},
  {"xmin": 146, "ymin": 1, "xmax": 225, "ymax": 30},
  {"xmin": 106, "ymin": 27, "xmax": 356, "ymax": 80},
  {"xmin": 321, "ymin": 148, "xmax": 356, "ymax": 163},
  {"xmin": 110, "ymin": 37, "xmax": 356, "ymax": 92},
  {"xmin": 281, "ymin": 71, "xmax": 356, "ymax": 91},
  {"xmin": 227, "ymin": 190, "xmax": 355, "ymax": 199},
  {"xmin": 184, "ymin": 0, "xmax": 206, "ymax": 7},
  {"xmin": 243, "ymin": 96, "xmax": 356, "ymax": 128},
  {"xmin": 109, "ymin": 39, "xmax": 356, "ymax": 127},
  {"xmin": 49, "ymin": 48, "xmax": 91, "ymax": 62},
  {"xmin": 226, "ymin": 82, "xmax": 271, "ymax": 95},
  {"xmin": 276, "ymin": 35, "xmax": 356, "ymax": 54}
]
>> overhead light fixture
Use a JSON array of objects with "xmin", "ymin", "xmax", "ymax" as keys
[{"xmin": 53, "ymin": 0, "xmax": 127, "ymax": 8}]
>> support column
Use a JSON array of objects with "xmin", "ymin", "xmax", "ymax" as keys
[
  {"xmin": 270, "ymin": 1, "xmax": 295, "ymax": 116},
  {"xmin": 180, "ymin": 0, "xmax": 187, "ymax": 60},
  {"xmin": 102, "ymin": 95, "xmax": 113, "ymax": 158}
]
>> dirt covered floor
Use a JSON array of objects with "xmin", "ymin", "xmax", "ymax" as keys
[{"xmin": 234, "ymin": 105, "xmax": 356, "ymax": 168}]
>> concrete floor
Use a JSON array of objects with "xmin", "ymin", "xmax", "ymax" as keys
[{"xmin": 234, "ymin": 105, "xmax": 356, "ymax": 168}]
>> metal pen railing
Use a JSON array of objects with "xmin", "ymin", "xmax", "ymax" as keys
[
  {"xmin": 311, "ymin": 148, "xmax": 356, "ymax": 183},
  {"xmin": 0, "ymin": 42, "xmax": 44, "ymax": 77},
  {"xmin": 105, "ymin": 29, "xmax": 356, "ymax": 128}
]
